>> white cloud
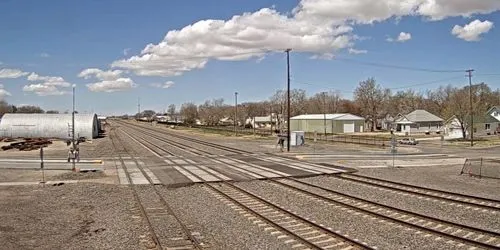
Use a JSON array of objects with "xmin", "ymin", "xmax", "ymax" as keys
[
  {"xmin": 123, "ymin": 48, "xmax": 131, "ymax": 56},
  {"xmin": 111, "ymin": 0, "xmax": 500, "ymax": 77},
  {"xmin": 387, "ymin": 32, "xmax": 412, "ymax": 42},
  {"xmin": 397, "ymin": 32, "xmax": 412, "ymax": 42},
  {"xmin": 40, "ymin": 53, "xmax": 50, "ymax": 58},
  {"xmin": 86, "ymin": 78, "xmax": 137, "ymax": 92},
  {"xmin": 451, "ymin": 19, "xmax": 494, "ymax": 41},
  {"xmin": 0, "ymin": 68, "xmax": 29, "ymax": 79},
  {"xmin": 0, "ymin": 83, "xmax": 10, "ymax": 100},
  {"xmin": 22, "ymin": 84, "xmax": 68, "ymax": 96},
  {"xmin": 151, "ymin": 81, "xmax": 175, "ymax": 89},
  {"xmin": 78, "ymin": 68, "xmax": 124, "ymax": 81},
  {"xmin": 78, "ymin": 68, "xmax": 136, "ymax": 92},
  {"xmin": 23, "ymin": 72, "xmax": 71, "ymax": 96},
  {"xmin": 0, "ymin": 89, "xmax": 11, "ymax": 100},
  {"xmin": 348, "ymin": 48, "xmax": 367, "ymax": 54}
]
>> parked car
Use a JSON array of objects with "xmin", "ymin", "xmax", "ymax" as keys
[{"xmin": 398, "ymin": 137, "xmax": 418, "ymax": 145}]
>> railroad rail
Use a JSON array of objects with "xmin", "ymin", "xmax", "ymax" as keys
[
  {"xmin": 110, "ymin": 127, "xmax": 204, "ymax": 249},
  {"xmin": 336, "ymin": 173, "xmax": 500, "ymax": 212},
  {"xmin": 271, "ymin": 178, "xmax": 500, "ymax": 249},
  {"xmin": 115, "ymin": 120, "xmax": 253, "ymax": 155},
  {"xmin": 205, "ymin": 182, "xmax": 373, "ymax": 250}
]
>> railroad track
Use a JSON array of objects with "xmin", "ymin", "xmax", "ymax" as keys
[
  {"xmin": 110, "ymin": 128, "xmax": 204, "ymax": 249},
  {"xmin": 115, "ymin": 120, "xmax": 253, "ymax": 155},
  {"xmin": 335, "ymin": 173, "xmax": 500, "ymax": 212},
  {"xmin": 271, "ymin": 178, "xmax": 500, "ymax": 249},
  {"xmin": 205, "ymin": 181, "xmax": 373, "ymax": 250}
]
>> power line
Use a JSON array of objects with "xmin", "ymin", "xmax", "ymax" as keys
[
  {"xmin": 333, "ymin": 56, "xmax": 466, "ymax": 73},
  {"xmin": 293, "ymin": 75, "xmax": 465, "ymax": 93}
]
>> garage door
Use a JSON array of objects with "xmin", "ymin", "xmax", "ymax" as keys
[{"xmin": 343, "ymin": 122, "xmax": 355, "ymax": 133}]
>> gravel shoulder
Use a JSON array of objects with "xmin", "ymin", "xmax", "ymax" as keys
[{"xmin": 0, "ymin": 183, "xmax": 149, "ymax": 250}]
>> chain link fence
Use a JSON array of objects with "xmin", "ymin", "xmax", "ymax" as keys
[{"xmin": 461, "ymin": 158, "xmax": 500, "ymax": 179}]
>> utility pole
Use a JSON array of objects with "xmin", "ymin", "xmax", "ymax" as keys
[
  {"xmin": 234, "ymin": 92, "xmax": 238, "ymax": 136},
  {"xmin": 137, "ymin": 97, "xmax": 141, "ymax": 119},
  {"xmin": 322, "ymin": 91, "xmax": 327, "ymax": 137},
  {"xmin": 466, "ymin": 69, "xmax": 474, "ymax": 147},
  {"xmin": 285, "ymin": 48, "xmax": 291, "ymax": 152},
  {"xmin": 72, "ymin": 85, "xmax": 76, "ymax": 171}
]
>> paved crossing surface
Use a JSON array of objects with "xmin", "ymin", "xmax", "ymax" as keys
[{"xmin": 116, "ymin": 153, "xmax": 349, "ymax": 186}]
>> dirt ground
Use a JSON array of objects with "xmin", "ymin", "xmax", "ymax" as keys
[{"xmin": 0, "ymin": 183, "xmax": 149, "ymax": 250}]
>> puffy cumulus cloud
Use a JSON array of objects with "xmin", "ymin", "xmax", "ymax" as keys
[
  {"xmin": 0, "ymin": 68, "xmax": 29, "ymax": 79},
  {"xmin": 417, "ymin": 0, "xmax": 500, "ymax": 21},
  {"xmin": 78, "ymin": 68, "xmax": 124, "ymax": 81},
  {"xmin": 386, "ymin": 32, "xmax": 412, "ymax": 42},
  {"xmin": 86, "ymin": 78, "xmax": 137, "ymax": 92},
  {"xmin": 79, "ymin": 68, "xmax": 136, "ymax": 92},
  {"xmin": 22, "ymin": 84, "xmax": 68, "ymax": 96},
  {"xmin": 112, "ymin": 0, "xmax": 500, "ymax": 77},
  {"xmin": 112, "ymin": 7, "xmax": 354, "ymax": 76},
  {"xmin": 397, "ymin": 32, "xmax": 412, "ymax": 42},
  {"xmin": 0, "ymin": 83, "xmax": 10, "ymax": 100},
  {"xmin": 451, "ymin": 19, "xmax": 494, "ymax": 41},
  {"xmin": 348, "ymin": 48, "xmax": 367, "ymax": 54},
  {"xmin": 23, "ymin": 73, "xmax": 71, "ymax": 96},
  {"xmin": 296, "ymin": 0, "xmax": 500, "ymax": 23},
  {"xmin": 151, "ymin": 81, "xmax": 175, "ymax": 89}
]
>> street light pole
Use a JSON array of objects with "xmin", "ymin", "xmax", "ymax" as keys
[
  {"xmin": 234, "ymin": 92, "xmax": 238, "ymax": 136},
  {"xmin": 285, "ymin": 49, "xmax": 291, "ymax": 152},
  {"xmin": 72, "ymin": 85, "xmax": 76, "ymax": 171},
  {"xmin": 467, "ymin": 69, "xmax": 474, "ymax": 147}
]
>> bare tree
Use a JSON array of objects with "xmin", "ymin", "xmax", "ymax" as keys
[
  {"xmin": 180, "ymin": 102, "xmax": 198, "ymax": 125},
  {"xmin": 16, "ymin": 105, "xmax": 44, "ymax": 113},
  {"xmin": 444, "ymin": 87, "xmax": 469, "ymax": 138},
  {"xmin": 354, "ymin": 78, "xmax": 389, "ymax": 131},
  {"xmin": 167, "ymin": 104, "xmax": 176, "ymax": 115}
]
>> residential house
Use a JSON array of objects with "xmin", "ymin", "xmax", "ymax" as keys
[
  {"xmin": 443, "ymin": 116, "xmax": 468, "ymax": 139},
  {"xmin": 475, "ymin": 106, "xmax": 500, "ymax": 135},
  {"xmin": 395, "ymin": 109, "xmax": 443, "ymax": 134}
]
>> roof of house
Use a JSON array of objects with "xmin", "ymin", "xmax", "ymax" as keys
[
  {"xmin": 254, "ymin": 116, "xmax": 272, "ymax": 122},
  {"xmin": 291, "ymin": 113, "xmax": 365, "ymax": 121},
  {"xmin": 397, "ymin": 110, "xmax": 443, "ymax": 123}
]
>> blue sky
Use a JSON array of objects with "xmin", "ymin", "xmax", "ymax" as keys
[{"xmin": 0, "ymin": 0, "xmax": 499, "ymax": 115}]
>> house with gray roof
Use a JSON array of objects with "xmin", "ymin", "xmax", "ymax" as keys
[
  {"xmin": 474, "ymin": 106, "xmax": 500, "ymax": 135},
  {"xmin": 395, "ymin": 109, "xmax": 443, "ymax": 134}
]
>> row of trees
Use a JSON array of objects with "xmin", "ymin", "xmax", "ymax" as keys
[
  {"xmin": 0, "ymin": 101, "xmax": 61, "ymax": 116},
  {"xmin": 173, "ymin": 78, "xmax": 499, "ymax": 137}
]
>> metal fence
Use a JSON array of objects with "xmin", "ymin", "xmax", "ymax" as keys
[
  {"xmin": 461, "ymin": 158, "xmax": 500, "ymax": 179},
  {"xmin": 304, "ymin": 133, "xmax": 390, "ymax": 147},
  {"xmin": 176, "ymin": 124, "xmax": 390, "ymax": 146},
  {"xmin": 189, "ymin": 125, "xmax": 273, "ymax": 136}
]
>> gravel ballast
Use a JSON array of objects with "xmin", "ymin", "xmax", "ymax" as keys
[
  {"xmin": 298, "ymin": 175, "xmax": 500, "ymax": 233},
  {"xmin": 235, "ymin": 180, "xmax": 481, "ymax": 250},
  {"xmin": 158, "ymin": 184, "xmax": 290, "ymax": 250},
  {"xmin": 356, "ymin": 165, "xmax": 500, "ymax": 200}
]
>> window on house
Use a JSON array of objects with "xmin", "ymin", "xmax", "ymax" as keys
[{"xmin": 485, "ymin": 124, "xmax": 491, "ymax": 130}]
